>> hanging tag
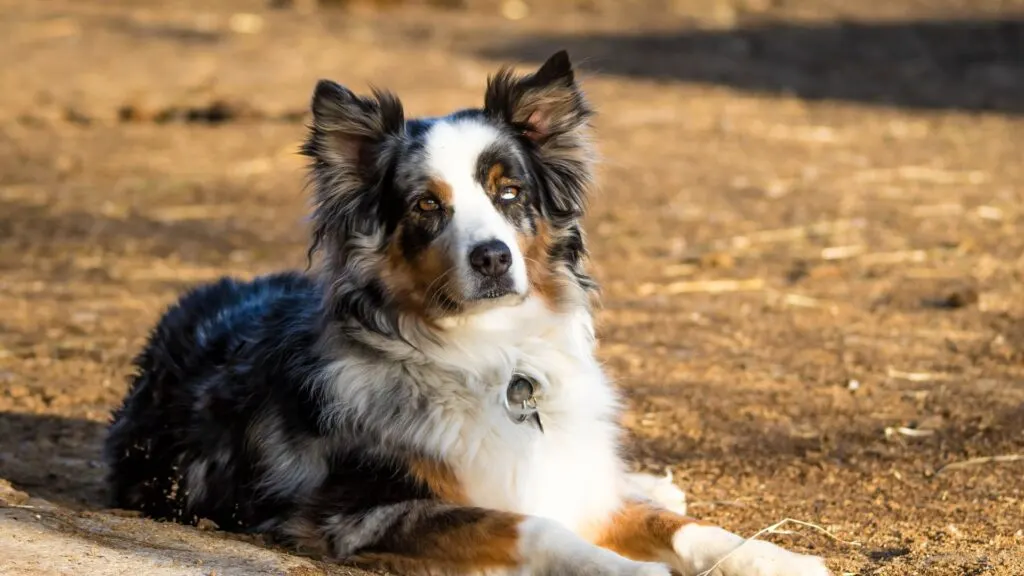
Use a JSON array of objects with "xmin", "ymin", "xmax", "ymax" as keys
[{"xmin": 504, "ymin": 374, "xmax": 543, "ymax": 432}]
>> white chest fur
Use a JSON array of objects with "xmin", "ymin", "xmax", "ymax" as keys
[
  {"xmin": 455, "ymin": 384, "xmax": 625, "ymax": 532},
  {"xmin": 322, "ymin": 298, "xmax": 627, "ymax": 533},
  {"xmin": 430, "ymin": 299, "xmax": 626, "ymax": 532}
]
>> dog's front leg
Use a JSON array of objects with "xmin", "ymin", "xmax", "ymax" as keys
[
  {"xmin": 291, "ymin": 500, "xmax": 671, "ymax": 576},
  {"xmin": 593, "ymin": 500, "xmax": 830, "ymax": 576}
]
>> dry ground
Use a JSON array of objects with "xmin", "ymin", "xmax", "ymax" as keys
[{"xmin": 1, "ymin": 0, "xmax": 1023, "ymax": 574}]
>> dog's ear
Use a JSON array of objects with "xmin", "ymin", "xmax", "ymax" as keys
[
  {"xmin": 303, "ymin": 80, "xmax": 405, "ymax": 180},
  {"xmin": 303, "ymin": 81, "xmax": 405, "ymax": 256},
  {"xmin": 484, "ymin": 51, "xmax": 594, "ymax": 222},
  {"xmin": 484, "ymin": 50, "xmax": 591, "ymax": 146}
]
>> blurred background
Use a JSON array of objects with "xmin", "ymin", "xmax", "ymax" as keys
[{"xmin": 0, "ymin": 1, "xmax": 1022, "ymax": 574}]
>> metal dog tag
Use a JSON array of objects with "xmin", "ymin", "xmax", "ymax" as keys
[{"xmin": 504, "ymin": 374, "xmax": 543, "ymax": 432}]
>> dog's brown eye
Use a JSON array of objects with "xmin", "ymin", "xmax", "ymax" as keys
[
  {"xmin": 417, "ymin": 197, "xmax": 440, "ymax": 212},
  {"xmin": 498, "ymin": 186, "xmax": 520, "ymax": 203}
]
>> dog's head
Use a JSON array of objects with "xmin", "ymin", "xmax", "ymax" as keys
[{"xmin": 304, "ymin": 51, "xmax": 595, "ymax": 335}]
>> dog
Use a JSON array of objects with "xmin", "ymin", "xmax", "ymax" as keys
[{"xmin": 104, "ymin": 51, "xmax": 830, "ymax": 576}]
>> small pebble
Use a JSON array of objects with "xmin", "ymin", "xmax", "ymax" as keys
[
  {"xmin": 228, "ymin": 13, "xmax": 264, "ymax": 34},
  {"xmin": 501, "ymin": 0, "xmax": 529, "ymax": 20}
]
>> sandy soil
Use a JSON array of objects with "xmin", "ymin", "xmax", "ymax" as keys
[{"xmin": 1, "ymin": 0, "xmax": 1022, "ymax": 574}]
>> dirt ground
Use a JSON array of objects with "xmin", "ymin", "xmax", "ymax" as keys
[{"xmin": 1, "ymin": 0, "xmax": 1022, "ymax": 574}]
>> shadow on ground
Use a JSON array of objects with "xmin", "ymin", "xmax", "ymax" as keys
[
  {"xmin": 0, "ymin": 412, "xmax": 108, "ymax": 508},
  {"xmin": 478, "ymin": 18, "xmax": 1024, "ymax": 114},
  {"xmin": 0, "ymin": 198, "xmax": 264, "ymax": 263}
]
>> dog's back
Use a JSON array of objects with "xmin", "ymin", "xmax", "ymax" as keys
[{"xmin": 104, "ymin": 272, "xmax": 331, "ymax": 529}]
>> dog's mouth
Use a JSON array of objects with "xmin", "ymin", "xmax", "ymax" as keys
[
  {"xmin": 469, "ymin": 275, "xmax": 518, "ymax": 302},
  {"xmin": 478, "ymin": 287, "xmax": 513, "ymax": 300},
  {"xmin": 423, "ymin": 283, "xmax": 520, "ymax": 317},
  {"xmin": 420, "ymin": 269, "xmax": 524, "ymax": 317}
]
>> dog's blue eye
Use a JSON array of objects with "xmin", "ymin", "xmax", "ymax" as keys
[{"xmin": 498, "ymin": 186, "xmax": 520, "ymax": 202}]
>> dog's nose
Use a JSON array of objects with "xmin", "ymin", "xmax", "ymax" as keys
[{"xmin": 469, "ymin": 240, "xmax": 512, "ymax": 277}]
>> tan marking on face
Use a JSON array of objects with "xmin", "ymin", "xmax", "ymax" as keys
[
  {"xmin": 591, "ymin": 501, "xmax": 705, "ymax": 562},
  {"xmin": 486, "ymin": 163, "xmax": 524, "ymax": 203},
  {"xmin": 517, "ymin": 220, "xmax": 565, "ymax": 309},
  {"xmin": 485, "ymin": 163, "xmax": 504, "ymax": 197},
  {"xmin": 408, "ymin": 457, "xmax": 467, "ymax": 504},
  {"xmin": 351, "ymin": 511, "xmax": 524, "ymax": 570},
  {"xmin": 380, "ymin": 222, "xmax": 455, "ymax": 321},
  {"xmin": 427, "ymin": 176, "xmax": 453, "ymax": 205}
]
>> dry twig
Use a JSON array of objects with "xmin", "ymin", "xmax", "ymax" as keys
[
  {"xmin": 886, "ymin": 368, "xmax": 952, "ymax": 382},
  {"xmin": 638, "ymin": 278, "xmax": 765, "ymax": 296},
  {"xmin": 936, "ymin": 454, "xmax": 1024, "ymax": 475}
]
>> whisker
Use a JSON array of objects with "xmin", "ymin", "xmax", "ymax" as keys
[
  {"xmin": 423, "ymin": 266, "xmax": 456, "ymax": 300},
  {"xmin": 423, "ymin": 267, "xmax": 458, "ymax": 312}
]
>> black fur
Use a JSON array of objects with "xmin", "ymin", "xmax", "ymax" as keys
[{"xmin": 105, "ymin": 272, "xmax": 436, "ymax": 529}]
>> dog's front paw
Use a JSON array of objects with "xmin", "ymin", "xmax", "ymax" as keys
[
  {"xmin": 723, "ymin": 540, "xmax": 829, "ymax": 576},
  {"xmin": 616, "ymin": 561, "xmax": 673, "ymax": 576},
  {"xmin": 626, "ymin": 561, "xmax": 675, "ymax": 573},
  {"xmin": 560, "ymin": 547, "xmax": 673, "ymax": 576},
  {"xmin": 672, "ymin": 525, "xmax": 830, "ymax": 576},
  {"xmin": 537, "ymin": 552, "xmax": 672, "ymax": 576}
]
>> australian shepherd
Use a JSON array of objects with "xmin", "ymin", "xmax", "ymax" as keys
[{"xmin": 105, "ymin": 51, "xmax": 829, "ymax": 576}]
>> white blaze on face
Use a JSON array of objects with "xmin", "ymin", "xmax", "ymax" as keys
[{"xmin": 421, "ymin": 119, "xmax": 529, "ymax": 299}]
